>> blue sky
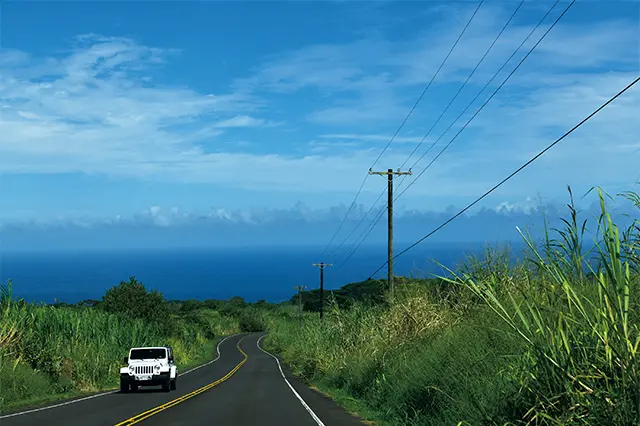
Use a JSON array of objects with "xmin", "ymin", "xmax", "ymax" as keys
[{"xmin": 0, "ymin": 0, "xmax": 639, "ymax": 252}]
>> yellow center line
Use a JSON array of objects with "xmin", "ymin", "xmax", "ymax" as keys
[{"xmin": 114, "ymin": 335, "xmax": 249, "ymax": 425}]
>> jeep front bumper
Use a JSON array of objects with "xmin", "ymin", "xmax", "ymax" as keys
[{"xmin": 121, "ymin": 371, "xmax": 170, "ymax": 386}]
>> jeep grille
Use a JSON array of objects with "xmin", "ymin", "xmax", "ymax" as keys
[{"xmin": 134, "ymin": 365, "xmax": 153, "ymax": 375}]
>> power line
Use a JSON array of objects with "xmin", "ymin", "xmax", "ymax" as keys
[
  {"xmin": 367, "ymin": 75, "xmax": 640, "ymax": 279},
  {"xmin": 398, "ymin": 0, "xmax": 525, "ymax": 173},
  {"xmin": 334, "ymin": 201, "xmax": 388, "ymax": 272},
  {"xmin": 370, "ymin": 0, "xmax": 485, "ymax": 170},
  {"xmin": 332, "ymin": 0, "xmax": 564, "ymax": 270},
  {"xmin": 314, "ymin": 174, "xmax": 367, "ymax": 262},
  {"xmin": 394, "ymin": 0, "xmax": 565, "ymax": 200},
  {"xmin": 325, "ymin": 186, "xmax": 386, "ymax": 261},
  {"xmin": 315, "ymin": 0, "xmax": 485, "ymax": 262}
]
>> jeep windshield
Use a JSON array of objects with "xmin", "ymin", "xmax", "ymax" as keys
[{"xmin": 130, "ymin": 348, "xmax": 166, "ymax": 360}]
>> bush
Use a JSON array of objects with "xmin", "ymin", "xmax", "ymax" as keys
[
  {"xmin": 0, "ymin": 355, "xmax": 58, "ymax": 411},
  {"xmin": 238, "ymin": 311, "xmax": 265, "ymax": 332},
  {"xmin": 101, "ymin": 277, "xmax": 169, "ymax": 324}
]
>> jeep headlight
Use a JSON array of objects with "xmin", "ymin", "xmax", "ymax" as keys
[
  {"xmin": 154, "ymin": 365, "xmax": 161, "ymax": 374},
  {"xmin": 128, "ymin": 365, "xmax": 135, "ymax": 375}
]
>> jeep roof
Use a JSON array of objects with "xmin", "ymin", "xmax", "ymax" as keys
[{"xmin": 130, "ymin": 346, "xmax": 170, "ymax": 350}]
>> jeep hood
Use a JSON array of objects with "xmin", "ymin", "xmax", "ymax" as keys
[{"xmin": 129, "ymin": 359, "xmax": 167, "ymax": 366}]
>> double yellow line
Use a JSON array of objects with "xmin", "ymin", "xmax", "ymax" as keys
[{"xmin": 115, "ymin": 335, "xmax": 249, "ymax": 425}]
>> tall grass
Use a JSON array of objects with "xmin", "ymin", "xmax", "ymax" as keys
[
  {"xmin": 442, "ymin": 188, "xmax": 639, "ymax": 424},
  {"xmin": 264, "ymin": 187, "xmax": 639, "ymax": 425},
  {"xmin": 264, "ymin": 283, "xmax": 520, "ymax": 425}
]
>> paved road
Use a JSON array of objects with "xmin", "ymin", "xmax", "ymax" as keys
[{"xmin": 0, "ymin": 333, "xmax": 365, "ymax": 426}]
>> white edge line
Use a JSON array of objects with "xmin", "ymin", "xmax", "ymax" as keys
[
  {"xmin": 257, "ymin": 334, "xmax": 326, "ymax": 426},
  {"xmin": 0, "ymin": 390, "xmax": 120, "ymax": 420},
  {"xmin": 178, "ymin": 334, "xmax": 234, "ymax": 377},
  {"xmin": 0, "ymin": 334, "xmax": 239, "ymax": 419}
]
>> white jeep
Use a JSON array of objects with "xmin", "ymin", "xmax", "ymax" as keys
[{"xmin": 120, "ymin": 346, "xmax": 178, "ymax": 393}]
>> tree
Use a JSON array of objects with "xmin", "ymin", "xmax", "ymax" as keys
[
  {"xmin": 179, "ymin": 300, "xmax": 202, "ymax": 313},
  {"xmin": 203, "ymin": 299, "xmax": 219, "ymax": 310},
  {"xmin": 228, "ymin": 296, "xmax": 247, "ymax": 308},
  {"xmin": 102, "ymin": 277, "xmax": 168, "ymax": 323}
]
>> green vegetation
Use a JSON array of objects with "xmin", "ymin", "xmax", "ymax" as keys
[
  {"xmin": 263, "ymin": 187, "xmax": 640, "ymax": 425},
  {"xmin": 291, "ymin": 278, "xmax": 390, "ymax": 311},
  {"xmin": 0, "ymin": 277, "xmax": 266, "ymax": 414},
  {"xmin": 102, "ymin": 277, "xmax": 170, "ymax": 323}
]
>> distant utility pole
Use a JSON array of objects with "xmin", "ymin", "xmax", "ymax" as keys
[
  {"xmin": 369, "ymin": 168, "xmax": 412, "ymax": 296},
  {"xmin": 293, "ymin": 285, "xmax": 307, "ymax": 328},
  {"xmin": 312, "ymin": 262, "xmax": 332, "ymax": 320}
]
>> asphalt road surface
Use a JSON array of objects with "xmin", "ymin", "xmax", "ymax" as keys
[{"xmin": 0, "ymin": 333, "xmax": 365, "ymax": 426}]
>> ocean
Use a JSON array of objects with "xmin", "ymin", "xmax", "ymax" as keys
[{"xmin": 0, "ymin": 242, "xmax": 520, "ymax": 304}]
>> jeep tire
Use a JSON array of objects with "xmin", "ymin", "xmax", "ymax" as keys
[
  {"xmin": 162, "ymin": 377, "xmax": 170, "ymax": 392},
  {"xmin": 120, "ymin": 378, "xmax": 129, "ymax": 393},
  {"xmin": 170, "ymin": 377, "xmax": 177, "ymax": 390},
  {"xmin": 130, "ymin": 383, "xmax": 138, "ymax": 392}
]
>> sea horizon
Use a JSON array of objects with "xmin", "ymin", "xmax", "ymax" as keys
[{"xmin": 1, "ymin": 241, "xmax": 525, "ymax": 305}]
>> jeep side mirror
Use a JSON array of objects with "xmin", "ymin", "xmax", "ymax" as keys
[
  {"xmin": 168, "ymin": 356, "xmax": 174, "ymax": 362},
  {"xmin": 123, "ymin": 356, "xmax": 128, "ymax": 364}
]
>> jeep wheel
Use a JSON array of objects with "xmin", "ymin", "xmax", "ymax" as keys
[
  {"xmin": 162, "ymin": 378, "xmax": 170, "ymax": 392},
  {"xmin": 120, "ymin": 379, "xmax": 129, "ymax": 393},
  {"xmin": 130, "ymin": 383, "xmax": 138, "ymax": 392},
  {"xmin": 170, "ymin": 377, "xmax": 176, "ymax": 390}
]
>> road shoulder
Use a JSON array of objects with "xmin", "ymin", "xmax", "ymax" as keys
[{"xmin": 257, "ymin": 334, "xmax": 368, "ymax": 426}]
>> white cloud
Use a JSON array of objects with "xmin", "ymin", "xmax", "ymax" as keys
[
  {"xmin": 0, "ymin": 3, "xmax": 637, "ymax": 210},
  {"xmin": 214, "ymin": 114, "xmax": 280, "ymax": 128},
  {"xmin": 0, "ymin": 35, "xmax": 262, "ymax": 170},
  {"xmin": 495, "ymin": 196, "xmax": 538, "ymax": 214},
  {"xmin": 235, "ymin": 2, "xmax": 638, "ymax": 127},
  {"xmin": 3, "ymin": 194, "xmax": 637, "ymax": 236}
]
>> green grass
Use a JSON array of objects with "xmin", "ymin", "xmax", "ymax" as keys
[
  {"xmin": 263, "ymin": 186, "xmax": 640, "ymax": 425},
  {"xmin": 264, "ymin": 288, "xmax": 523, "ymax": 425},
  {"xmin": 0, "ymin": 355, "xmax": 64, "ymax": 413}
]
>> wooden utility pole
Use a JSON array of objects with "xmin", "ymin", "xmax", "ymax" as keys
[
  {"xmin": 369, "ymin": 168, "xmax": 412, "ymax": 296},
  {"xmin": 293, "ymin": 285, "xmax": 307, "ymax": 328},
  {"xmin": 312, "ymin": 262, "xmax": 332, "ymax": 320}
]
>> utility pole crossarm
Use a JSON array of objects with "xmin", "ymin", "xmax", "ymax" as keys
[{"xmin": 368, "ymin": 168, "xmax": 413, "ymax": 176}]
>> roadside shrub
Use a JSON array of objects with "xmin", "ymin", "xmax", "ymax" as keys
[
  {"xmin": 101, "ymin": 276, "xmax": 169, "ymax": 324},
  {"xmin": 238, "ymin": 313, "xmax": 264, "ymax": 332},
  {"xmin": 0, "ymin": 355, "xmax": 57, "ymax": 411}
]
